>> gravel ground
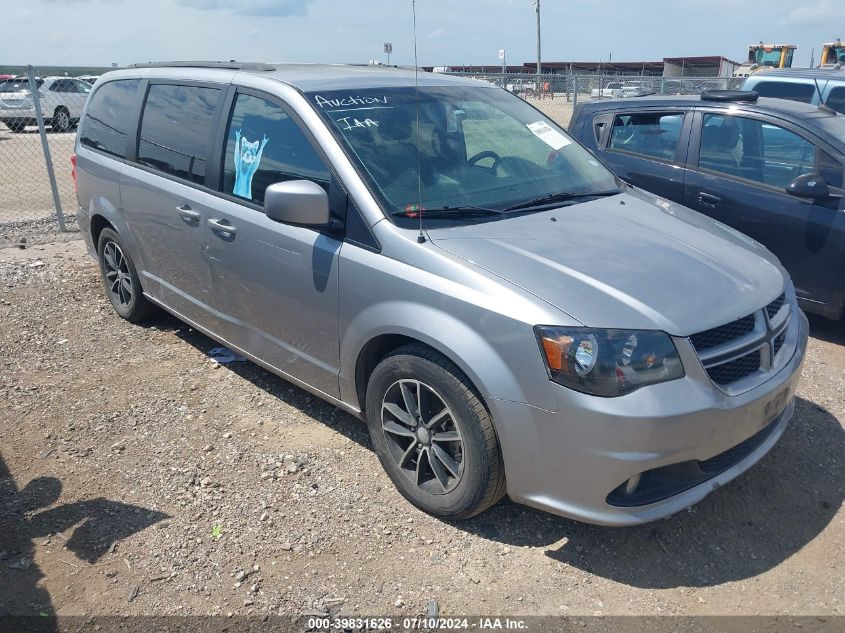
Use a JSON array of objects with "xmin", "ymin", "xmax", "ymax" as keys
[{"xmin": 0, "ymin": 240, "xmax": 843, "ymax": 621}]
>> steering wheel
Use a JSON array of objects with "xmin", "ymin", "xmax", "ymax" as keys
[{"xmin": 467, "ymin": 150, "xmax": 502, "ymax": 171}]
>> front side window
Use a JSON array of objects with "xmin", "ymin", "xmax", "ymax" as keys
[
  {"xmin": 73, "ymin": 79, "xmax": 92, "ymax": 94},
  {"xmin": 752, "ymin": 81, "xmax": 815, "ymax": 103},
  {"xmin": 699, "ymin": 114, "xmax": 842, "ymax": 190},
  {"xmin": 79, "ymin": 79, "xmax": 142, "ymax": 158},
  {"xmin": 608, "ymin": 112, "xmax": 684, "ymax": 161},
  {"xmin": 307, "ymin": 86, "xmax": 619, "ymax": 224},
  {"xmin": 222, "ymin": 93, "xmax": 329, "ymax": 205},
  {"xmin": 137, "ymin": 84, "xmax": 222, "ymax": 185}
]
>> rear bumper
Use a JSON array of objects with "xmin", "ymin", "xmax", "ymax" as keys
[
  {"xmin": 488, "ymin": 309, "xmax": 808, "ymax": 526},
  {"xmin": 76, "ymin": 207, "xmax": 96, "ymax": 258}
]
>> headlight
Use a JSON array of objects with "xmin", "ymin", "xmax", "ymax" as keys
[{"xmin": 535, "ymin": 326, "xmax": 684, "ymax": 397}]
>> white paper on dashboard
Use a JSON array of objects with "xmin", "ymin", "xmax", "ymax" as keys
[{"xmin": 526, "ymin": 121, "xmax": 571, "ymax": 150}]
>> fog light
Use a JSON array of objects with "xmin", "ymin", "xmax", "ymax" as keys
[{"xmin": 624, "ymin": 474, "xmax": 641, "ymax": 495}]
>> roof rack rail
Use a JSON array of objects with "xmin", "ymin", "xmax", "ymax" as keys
[
  {"xmin": 700, "ymin": 90, "xmax": 758, "ymax": 103},
  {"xmin": 126, "ymin": 61, "xmax": 276, "ymax": 71}
]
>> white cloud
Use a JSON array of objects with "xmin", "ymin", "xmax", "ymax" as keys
[
  {"xmin": 781, "ymin": 0, "xmax": 839, "ymax": 27},
  {"xmin": 173, "ymin": 0, "xmax": 313, "ymax": 17}
]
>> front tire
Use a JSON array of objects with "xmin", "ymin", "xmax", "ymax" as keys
[
  {"xmin": 365, "ymin": 345, "xmax": 506, "ymax": 519},
  {"xmin": 97, "ymin": 227, "xmax": 156, "ymax": 322}
]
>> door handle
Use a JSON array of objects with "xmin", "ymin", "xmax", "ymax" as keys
[
  {"xmin": 697, "ymin": 192, "xmax": 721, "ymax": 208},
  {"xmin": 208, "ymin": 218, "xmax": 237, "ymax": 239},
  {"xmin": 176, "ymin": 204, "xmax": 200, "ymax": 224}
]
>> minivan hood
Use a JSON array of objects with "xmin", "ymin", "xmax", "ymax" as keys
[{"xmin": 426, "ymin": 190, "xmax": 786, "ymax": 336}]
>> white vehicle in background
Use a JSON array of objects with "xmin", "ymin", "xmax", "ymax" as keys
[
  {"xmin": 77, "ymin": 75, "xmax": 101, "ymax": 85},
  {"xmin": 591, "ymin": 81, "xmax": 624, "ymax": 99},
  {"xmin": 0, "ymin": 76, "xmax": 91, "ymax": 133}
]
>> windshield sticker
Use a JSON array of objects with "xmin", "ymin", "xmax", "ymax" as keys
[
  {"xmin": 314, "ymin": 94, "xmax": 388, "ymax": 109},
  {"xmin": 527, "ymin": 121, "xmax": 571, "ymax": 150},
  {"xmin": 233, "ymin": 129, "xmax": 269, "ymax": 199},
  {"xmin": 336, "ymin": 116, "xmax": 379, "ymax": 131}
]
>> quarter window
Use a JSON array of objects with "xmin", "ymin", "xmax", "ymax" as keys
[
  {"xmin": 699, "ymin": 114, "xmax": 842, "ymax": 190},
  {"xmin": 827, "ymin": 87, "xmax": 845, "ymax": 115},
  {"xmin": 79, "ymin": 79, "xmax": 143, "ymax": 158},
  {"xmin": 137, "ymin": 84, "xmax": 222, "ymax": 185},
  {"xmin": 222, "ymin": 93, "xmax": 329, "ymax": 205},
  {"xmin": 751, "ymin": 81, "xmax": 815, "ymax": 103},
  {"xmin": 608, "ymin": 112, "xmax": 683, "ymax": 161}
]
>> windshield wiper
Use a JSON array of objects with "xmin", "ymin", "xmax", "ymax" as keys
[
  {"xmin": 390, "ymin": 205, "xmax": 504, "ymax": 218},
  {"xmin": 504, "ymin": 190, "xmax": 620, "ymax": 212}
]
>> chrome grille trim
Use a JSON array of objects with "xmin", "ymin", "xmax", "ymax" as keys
[{"xmin": 688, "ymin": 289, "xmax": 794, "ymax": 391}]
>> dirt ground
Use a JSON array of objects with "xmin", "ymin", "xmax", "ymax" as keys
[{"xmin": 0, "ymin": 239, "xmax": 843, "ymax": 623}]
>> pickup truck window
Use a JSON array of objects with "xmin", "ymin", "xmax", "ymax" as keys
[
  {"xmin": 751, "ymin": 81, "xmax": 815, "ymax": 103},
  {"xmin": 608, "ymin": 112, "xmax": 683, "ymax": 162}
]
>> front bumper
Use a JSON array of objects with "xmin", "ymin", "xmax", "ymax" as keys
[{"xmin": 489, "ymin": 308, "xmax": 809, "ymax": 526}]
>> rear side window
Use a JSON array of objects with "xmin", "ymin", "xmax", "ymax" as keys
[
  {"xmin": 138, "ymin": 84, "xmax": 222, "ymax": 185},
  {"xmin": 826, "ymin": 86, "xmax": 845, "ymax": 115},
  {"xmin": 79, "ymin": 79, "xmax": 142, "ymax": 158},
  {"xmin": 608, "ymin": 112, "xmax": 683, "ymax": 161},
  {"xmin": 222, "ymin": 93, "xmax": 329, "ymax": 205},
  {"xmin": 752, "ymin": 81, "xmax": 815, "ymax": 103}
]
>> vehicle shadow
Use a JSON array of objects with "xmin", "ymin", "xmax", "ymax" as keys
[
  {"xmin": 459, "ymin": 396, "xmax": 843, "ymax": 588},
  {"xmin": 0, "ymin": 454, "xmax": 169, "ymax": 623},
  {"xmin": 158, "ymin": 315, "xmax": 373, "ymax": 450},
  {"xmin": 806, "ymin": 313, "xmax": 845, "ymax": 345},
  {"xmin": 149, "ymin": 314, "xmax": 842, "ymax": 589}
]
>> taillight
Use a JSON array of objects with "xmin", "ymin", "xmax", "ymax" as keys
[{"xmin": 70, "ymin": 154, "xmax": 77, "ymax": 192}]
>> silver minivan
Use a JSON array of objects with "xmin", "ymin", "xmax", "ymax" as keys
[{"xmin": 74, "ymin": 62, "xmax": 808, "ymax": 525}]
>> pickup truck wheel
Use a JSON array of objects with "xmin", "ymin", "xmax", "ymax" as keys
[
  {"xmin": 97, "ymin": 228, "xmax": 157, "ymax": 322},
  {"xmin": 365, "ymin": 345, "xmax": 506, "ymax": 519}
]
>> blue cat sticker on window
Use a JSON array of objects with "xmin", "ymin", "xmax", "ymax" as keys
[{"xmin": 233, "ymin": 129, "xmax": 269, "ymax": 199}]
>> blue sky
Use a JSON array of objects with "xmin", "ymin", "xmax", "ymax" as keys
[{"xmin": 12, "ymin": 0, "xmax": 842, "ymax": 68}]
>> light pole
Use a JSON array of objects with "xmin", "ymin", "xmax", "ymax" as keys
[{"xmin": 533, "ymin": 0, "xmax": 541, "ymax": 79}]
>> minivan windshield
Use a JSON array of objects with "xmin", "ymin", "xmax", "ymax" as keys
[{"xmin": 307, "ymin": 85, "xmax": 620, "ymax": 222}]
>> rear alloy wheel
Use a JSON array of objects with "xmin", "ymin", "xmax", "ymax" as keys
[
  {"xmin": 97, "ymin": 227, "xmax": 156, "ymax": 322},
  {"xmin": 52, "ymin": 108, "xmax": 70, "ymax": 132},
  {"xmin": 366, "ymin": 345, "xmax": 506, "ymax": 519}
]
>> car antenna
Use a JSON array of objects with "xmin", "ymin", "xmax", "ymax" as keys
[
  {"xmin": 813, "ymin": 77, "xmax": 838, "ymax": 114},
  {"xmin": 412, "ymin": 0, "xmax": 426, "ymax": 243}
]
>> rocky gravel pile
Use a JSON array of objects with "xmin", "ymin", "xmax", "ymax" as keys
[{"xmin": 0, "ymin": 242, "xmax": 842, "ymax": 620}]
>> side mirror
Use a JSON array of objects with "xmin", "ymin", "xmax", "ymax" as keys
[
  {"xmin": 785, "ymin": 173, "xmax": 831, "ymax": 201},
  {"xmin": 264, "ymin": 180, "xmax": 330, "ymax": 226}
]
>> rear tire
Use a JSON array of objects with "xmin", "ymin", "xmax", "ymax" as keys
[
  {"xmin": 365, "ymin": 344, "xmax": 506, "ymax": 520},
  {"xmin": 97, "ymin": 228, "xmax": 157, "ymax": 323},
  {"xmin": 51, "ymin": 107, "xmax": 70, "ymax": 132}
]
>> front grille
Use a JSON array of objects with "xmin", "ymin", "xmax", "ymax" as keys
[
  {"xmin": 766, "ymin": 293, "xmax": 786, "ymax": 319},
  {"xmin": 689, "ymin": 314, "xmax": 755, "ymax": 353},
  {"xmin": 706, "ymin": 350, "xmax": 761, "ymax": 385},
  {"xmin": 773, "ymin": 332, "xmax": 786, "ymax": 357}
]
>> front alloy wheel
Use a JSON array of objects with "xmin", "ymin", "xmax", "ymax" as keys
[
  {"xmin": 365, "ymin": 345, "xmax": 506, "ymax": 519},
  {"xmin": 381, "ymin": 379, "xmax": 464, "ymax": 494}
]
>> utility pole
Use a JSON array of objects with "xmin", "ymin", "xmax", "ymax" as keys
[{"xmin": 534, "ymin": 0, "xmax": 541, "ymax": 79}]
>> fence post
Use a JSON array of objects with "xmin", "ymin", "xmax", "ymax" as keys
[
  {"xmin": 26, "ymin": 65, "xmax": 66, "ymax": 232},
  {"xmin": 573, "ymin": 75, "xmax": 578, "ymax": 108}
]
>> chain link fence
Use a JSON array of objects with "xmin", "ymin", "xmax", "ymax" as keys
[
  {"xmin": 0, "ymin": 66, "xmax": 82, "ymax": 247},
  {"xmin": 445, "ymin": 72, "xmax": 740, "ymax": 130},
  {"xmin": 0, "ymin": 68, "xmax": 740, "ymax": 247}
]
